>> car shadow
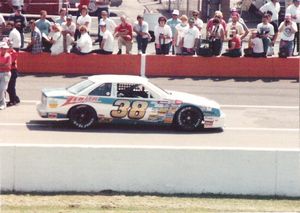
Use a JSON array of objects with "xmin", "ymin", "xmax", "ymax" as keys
[{"xmin": 26, "ymin": 120, "xmax": 224, "ymax": 135}]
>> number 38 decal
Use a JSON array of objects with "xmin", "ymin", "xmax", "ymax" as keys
[{"xmin": 110, "ymin": 100, "xmax": 149, "ymax": 120}]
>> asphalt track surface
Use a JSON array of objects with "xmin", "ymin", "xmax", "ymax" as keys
[{"xmin": 0, "ymin": 75, "xmax": 299, "ymax": 149}]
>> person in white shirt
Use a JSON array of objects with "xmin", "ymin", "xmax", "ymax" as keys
[
  {"xmin": 97, "ymin": 10, "xmax": 116, "ymax": 44},
  {"xmin": 154, "ymin": 16, "xmax": 172, "ymax": 55},
  {"xmin": 61, "ymin": 15, "xmax": 76, "ymax": 53},
  {"xmin": 278, "ymin": 13, "xmax": 298, "ymax": 57},
  {"xmin": 174, "ymin": 15, "xmax": 189, "ymax": 55},
  {"xmin": 191, "ymin": 10, "xmax": 204, "ymax": 34},
  {"xmin": 75, "ymin": 5, "xmax": 92, "ymax": 40},
  {"xmin": 49, "ymin": 24, "xmax": 64, "ymax": 55},
  {"xmin": 245, "ymin": 30, "xmax": 265, "ymax": 57},
  {"xmin": 257, "ymin": 14, "xmax": 275, "ymax": 56},
  {"xmin": 285, "ymin": 0, "xmax": 300, "ymax": 55},
  {"xmin": 71, "ymin": 25, "xmax": 93, "ymax": 54},
  {"xmin": 6, "ymin": 21, "xmax": 21, "ymax": 50},
  {"xmin": 260, "ymin": 0, "xmax": 280, "ymax": 25},
  {"xmin": 182, "ymin": 17, "xmax": 200, "ymax": 55},
  {"xmin": 226, "ymin": 13, "xmax": 246, "ymax": 40},
  {"xmin": 93, "ymin": 21, "xmax": 114, "ymax": 54}
]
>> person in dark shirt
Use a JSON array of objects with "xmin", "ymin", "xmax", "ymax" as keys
[{"xmin": 8, "ymin": 7, "xmax": 27, "ymax": 48}]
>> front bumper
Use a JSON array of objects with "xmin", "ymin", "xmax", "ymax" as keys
[
  {"xmin": 204, "ymin": 111, "xmax": 225, "ymax": 128},
  {"xmin": 37, "ymin": 102, "xmax": 48, "ymax": 118}
]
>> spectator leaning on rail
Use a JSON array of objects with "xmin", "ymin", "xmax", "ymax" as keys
[
  {"xmin": 3, "ymin": 37, "xmax": 20, "ymax": 106},
  {"xmin": 174, "ymin": 15, "xmax": 189, "ymax": 55},
  {"xmin": 75, "ymin": 5, "xmax": 92, "ymax": 40},
  {"xmin": 0, "ymin": 41, "xmax": 12, "ymax": 110},
  {"xmin": 92, "ymin": 21, "xmax": 114, "ymax": 55},
  {"xmin": 24, "ymin": 20, "xmax": 42, "ymax": 54},
  {"xmin": 285, "ymin": 0, "xmax": 300, "ymax": 56},
  {"xmin": 278, "ymin": 13, "xmax": 298, "ymax": 57},
  {"xmin": 257, "ymin": 13, "xmax": 275, "ymax": 56},
  {"xmin": 114, "ymin": 15, "xmax": 133, "ymax": 55},
  {"xmin": 259, "ymin": 0, "xmax": 280, "ymax": 26},
  {"xmin": 244, "ymin": 30, "xmax": 265, "ymax": 58},
  {"xmin": 154, "ymin": 16, "xmax": 172, "ymax": 55},
  {"xmin": 167, "ymin": 10, "xmax": 181, "ymax": 55},
  {"xmin": 133, "ymin": 15, "xmax": 151, "ymax": 54},
  {"xmin": 71, "ymin": 25, "xmax": 93, "ymax": 55},
  {"xmin": 181, "ymin": 17, "xmax": 200, "ymax": 56},
  {"xmin": 61, "ymin": 15, "xmax": 76, "ymax": 53},
  {"xmin": 6, "ymin": 21, "xmax": 21, "ymax": 51},
  {"xmin": 8, "ymin": 6, "xmax": 27, "ymax": 48},
  {"xmin": 222, "ymin": 29, "xmax": 242, "ymax": 57}
]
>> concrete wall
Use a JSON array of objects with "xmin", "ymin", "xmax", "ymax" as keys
[{"xmin": 1, "ymin": 145, "xmax": 300, "ymax": 197}]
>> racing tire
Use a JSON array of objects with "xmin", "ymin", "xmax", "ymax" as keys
[
  {"xmin": 68, "ymin": 105, "xmax": 97, "ymax": 129},
  {"xmin": 174, "ymin": 106, "xmax": 203, "ymax": 131}
]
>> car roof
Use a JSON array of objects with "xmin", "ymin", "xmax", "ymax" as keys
[{"xmin": 88, "ymin": 75, "xmax": 150, "ymax": 84}]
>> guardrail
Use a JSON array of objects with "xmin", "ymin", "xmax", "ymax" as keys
[
  {"xmin": 1, "ymin": 145, "xmax": 300, "ymax": 196},
  {"xmin": 17, "ymin": 52, "xmax": 300, "ymax": 79}
]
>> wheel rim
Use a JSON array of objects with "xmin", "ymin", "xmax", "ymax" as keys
[
  {"xmin": 71, "ymin": 107, "xmax": 95, "ymax": 128},
  {"xmin": 178, "ymin": 107, "xmax": 202, "ymax": 130}
]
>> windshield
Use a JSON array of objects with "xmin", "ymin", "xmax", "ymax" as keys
[{"xmin": 67, "ymin": 80, "xmax": 94, "ymax": 94}]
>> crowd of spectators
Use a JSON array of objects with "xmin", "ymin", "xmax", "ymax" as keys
[{"xmin": 0, "ymin": 0, "xmax": 299, "ymax": 57}]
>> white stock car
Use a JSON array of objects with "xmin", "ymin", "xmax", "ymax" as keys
[{"xmin": 37, "ymin": 75, "xmax": 225, "ymax": 130}]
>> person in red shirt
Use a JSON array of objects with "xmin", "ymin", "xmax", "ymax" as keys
[
  {"xmin": 114, "ymin": 15, "xmax": 133, "ymax": 54},
  {"xmin": 221, "ymin": 29, "xmax": 242, "ymax": 57},
  {"xmin": 6, "ymin": 42, "xmax": 20, "ymax": 106},
  {"xmin": 0, "ymin": 42, "xmax": 12, "ymax": 110}
]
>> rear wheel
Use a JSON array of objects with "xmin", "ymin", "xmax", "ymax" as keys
[
  {"xmin": 69, "ymin": 105, "xmax": 97, "ymax": 129},
  {"xmin": 175, "ymin": 106, "xmax": 203, "ymax": 131}
]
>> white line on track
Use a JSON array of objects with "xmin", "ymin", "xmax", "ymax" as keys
[
  {"xmin": 21, "ymin": 100, "xmax": 299, "ymax": 110},
  {"xmin": 221, "ymin": 105, "xmax": 299, "ymax": 110},
  {"xmin": 0, "ymin": 122, "xmax": 298, "ymax": 132}
]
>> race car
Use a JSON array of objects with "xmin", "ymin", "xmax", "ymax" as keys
[{"xmin": 37, "ymin": 75, "xmax": 225, "ymax": 130}]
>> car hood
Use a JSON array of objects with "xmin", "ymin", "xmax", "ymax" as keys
[
  {"xmin": 167, "ymin": 90, "xmax": 220, "ymax": 109},
  {"xmin": 42, "ymin": 88, "xmax": 73, "ymax": 97}
]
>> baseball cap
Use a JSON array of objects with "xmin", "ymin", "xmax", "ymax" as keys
[
  {"xmin": 66, "ymin": 14, "xmax": 73, "ymax": 20},
  {"xmin": 172, "ymin": 9, "xmax": 179, "ymax": 16}
]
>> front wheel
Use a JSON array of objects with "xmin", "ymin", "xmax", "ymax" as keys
[
  {"xmin": 69, "ymin": 105, "xmax": 97, "ymax": 129},
  {"xmin": 174, "ymin": 106, "xmax": 203, "ymax": 131}
]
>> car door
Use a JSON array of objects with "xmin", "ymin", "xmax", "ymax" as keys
[{"xmin": 88, "ymin": 82, "xmax": 115, "ymax": 122}]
